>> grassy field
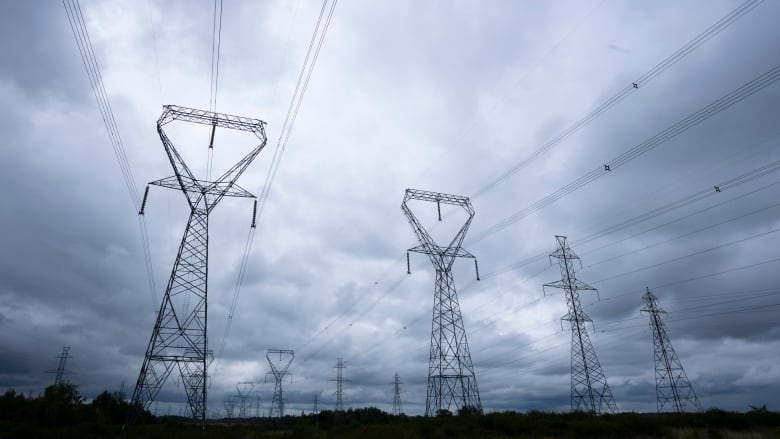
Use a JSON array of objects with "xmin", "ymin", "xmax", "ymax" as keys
[{"xmin": 2, "ymin": 385, "xmax": 779, "ymax": 438}]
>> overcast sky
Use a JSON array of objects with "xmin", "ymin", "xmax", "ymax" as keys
[{"xmin": 2, "ymin": 0, "xmax": 780, "ymax": 417}]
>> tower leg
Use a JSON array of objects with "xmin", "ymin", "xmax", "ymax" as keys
[
  {"xmin": 131, "ymin": 210, "xmax": 209, "ymax": 423},
  {"xmin": 426, "ymin": 267, "xmax": 481, "ymax": 416}
]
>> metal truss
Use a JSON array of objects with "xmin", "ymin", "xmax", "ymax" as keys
[
  {"xmin": 224, "ymin": 396, "xmax": 237, "ymax": 418},
  {"xmin": 642, "ymin": 288, "xmax": 702, "ymax": 413},
  {"xmin": 332, "ymin": 357, "xmax": 346, "ymax": 411},
  {"xmin": 402, "ymin": 189, "xmax": 482, "ymax": 416},
  {"xmin": 130, "ymin": 105, "xmax": 267, "ymax": 427},
  {"xmin": 391, "ymin": 372, "xmax": 403, "ymax": 415},
  {"xmin": 234, "ymin": 382, "xmax": 255, "ymax": 418},
  {"xmin": 47, "ymin": 346, "xmax": 72, "ymax": 385},
  {"xmin": 544, "ymin": 235, "xmax": 617, "ymax": 414},
  {"xmin": 266, "ymin": 349, "xmax": 294, "ymax": 417}
]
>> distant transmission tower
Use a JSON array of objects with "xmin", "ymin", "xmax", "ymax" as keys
[
  {"xmin": 543, "ymin": 235, "xmax": 617, "ymax": 414},
  {"xmin": 313, "ymin": 393, "xmax": 319, "ymax": 414},
  {"xmin": 642, "ymin": 287, "xmax": 702, "ymax": 413},
  {"xmin": 130, "ymin": 105, "xmax": 267, "ymax": 426},
  {"xmin": 224, "ymin": 396, "xmax": 236, "ymax": 418},
  {"xmin": 391, "ymin": 372, "xmax": 403, "ymax": 415},
  {"xmin": 266, "ymin": 349, "xmax": 294, "ymax": 417},
  {"xmin": 402, "ymin": 189, "xmax": 482, "ymax": 416},
  {"xmin": 46, "ymin": 346, "xmax": 72, "ymax": 385},
  {"xmin": 332, "ymin": 358, "xmax": 346, "ymax": 411},
  {"xmin": 235, "ymin": 382, "xmax": 255, "ymax": 418}
]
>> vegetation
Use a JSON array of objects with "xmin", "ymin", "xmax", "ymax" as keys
[{"xmin": 1, "ymin": 386, "xmax": 779, "ymax": 438}]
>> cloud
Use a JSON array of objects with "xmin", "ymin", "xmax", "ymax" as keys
[{"xmin": 1, "ymin": 0, "xmax": 780, "ymax": 417}]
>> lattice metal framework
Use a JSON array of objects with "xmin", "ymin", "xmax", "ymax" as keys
[
  {"xmin": 224, "ymin": 396, "xmax": 237, "ymax": 418},
  {"xmin": 47, "ymin": 346, "xmax": 72, "ymax": 385},
  {"xmin": 130, "ymin": 105, "xmax": 267, "ymax": 425},
  {"xmin": 391, "ymin": 372, "xmax": 403, "ymax": 416},
  {"xmin": 235, "ymin": 382, "xmax": 255, "ymax": 418},
  {"xmin": 544, "ymin": 235, "xmax": 617, "ymax": 414},
  {"xmin": 642, "ymin": 288, "xmax": 702, "ymax": 413},
  {"xmin": 333, "ymin": 357, "xmax": 346, "ymax": 411},
  {"xmin": 402, "ymin": 189, "xmax": 482, "ymax": 416},
  {"xmin": 266, "ymin": 349, "xmax": 294, "ymax": 417}
]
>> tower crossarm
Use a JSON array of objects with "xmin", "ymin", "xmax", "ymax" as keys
[
  {"xmin": 403, "ymin": 189, "xmax": 474, "ymax": 212},
  {"xmin": 158, "ymin": 105, "xmax": 267, "ymax": 136},
  {"xmin": 408, "ymin": 244, "xmax": 475, "ymax": 259},
  {"xmin": 266, "ymin": 349, "xmax": 295, "ymax": 376},
  {"xmin": 542, "ymin": 278, "xmax": 596, "ymax": 293},
  {"xmin": 150, "ymin": 176, "xmax": 255, "ymax": 199},
  {"xmin": 402, "ymin": 189, "xmax": 475, "ymax": 271},
  {"xmin": 154, "ymin": 105, "xmax": 268, "ymax": 212}
]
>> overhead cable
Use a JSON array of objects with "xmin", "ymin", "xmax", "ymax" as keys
[{"xmin": 470, "ymin": 0, "xmax": 765, "ymax": 199}]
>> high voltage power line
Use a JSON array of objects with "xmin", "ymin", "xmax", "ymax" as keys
[
  {"xmin": 473, "ymin": 156, "xmax": 780, "ymax": 281},
  {"xmin": 299, "ymin": 85, "xmax": 780, "ymax": 368},
  {"xmin": 309, "ymin": 158, "xmax": 780, "ymax": 364},
  {"xmin": 59, "ymin": 0, "xmax": 779, "ymax": 414},
  {"xmin": 63, "ymin": 0, "xmax": 339, "ymax": 413},
  {"xmin": 62, "ymin": 0, "xmax": 159, "ymax": 313},
  {"xmin": 469, "ymin": 62, "xmax": 780, "ymax": 243},
  {"xmin": 211, "ymin": 0, "xmax": 338, "ymax": 383},
  {"xmin": 290, "ymin": 0, "xmax": 763, "ymax": 361},
  {"xmin": 585, "ymin": 199, "xmax": 780, "ymax": 269},
  {"xmin": 469, "ymin": 0, "xmax": 766, "ymax": 199}
]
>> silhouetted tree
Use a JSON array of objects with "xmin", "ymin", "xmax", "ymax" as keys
[{"xmin": 41, "ymin": 382, "xmax": 83, "ymax": 425}]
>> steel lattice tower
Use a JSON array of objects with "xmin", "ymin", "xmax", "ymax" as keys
[
  {"xmin": 402, "ymin": 189, "xmax": 482, "ymax": 416},
  {"xmin": 391, "ymin": 372, "xmax": 403, "ymax": 415},
  {"xmin": 130, "ymin": 105, "xmax": 267, "ymax": 426},
  {"xmin": 333, "ymin": 358, "xmax": 346, "ymax": 411},
  {"xmin": 235, "ymin": 382, "xmax": 255, "ymax": 418},
  {"xmin": 224, "ymin": 397, "xmax": 235, "ymax": 418},
  {"xmin": 642, "ymin": 287, "xmax": 702, "ymax": 413},
  {"xmin": 543, "ymin": 235, "xmax": 617, "ymax": 414},
  {"xmin": 47, "ymin": 346, "xmax": 72, "ymax": 385},
  {"xmin": 265, "ymin": 349, "xmax": 294, "ymax": 417}
]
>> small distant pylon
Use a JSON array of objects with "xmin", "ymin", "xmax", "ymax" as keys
[
  {"xmin": 235, "ymin": 381, "xmax": 255, "ymax": 418},
  {"xmin": 313, "ymin": 393, "xmax": 319, "ymax": 414},
  {"xmin": 391, "ymin": 372, "xmax": 403, "ymax": 415},
  {"xmin": 116, "ymin": 380, "xmax": 126, "ymax": 401},
  {"xmin": 544, "ymin": 235, "xmax": 617, "ymax": 414},
  {"xmin": 266, "ymin": 349, "xmax": 294, "ymax": 417},
  {"xmin": 224, "ymin": 396, "xmax": 236, "ymax": 418},
  {"xmin": 46, "ymin": 346, "xmax": 72, "ymax": 385},
  {"xmin": 332, "ymin": 358, "xmax": 347, "ymax": 411},
  {"xmin": 642, "ymin": 287, "xmax": 702, "ymax": 413}
]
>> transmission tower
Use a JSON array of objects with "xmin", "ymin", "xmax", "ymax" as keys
[
  {"xmin": 265, "ymin": 349, "xmax": 294, "ymax": 417},
  {"xmin": 129, "ymin": 105, "xmax": 267, "ymax": 426},
  {"xmin": 543, "ymin": 235, "xmax": 617, "ymax": 414},
  {"xmin": 235, "ymin": 381, "xmax": 255, "ymax": 418},
  {"xmin": 391, "ymin": 372, "xmax": 403, "ymax": 415},
  {"xmin": 642, "ymin": 288, "xmax": 702, "ymax": 413},
  {"xmin": 46, "ymin": 346, "xmax": 72, "ymax": 385},
  {"xmin": 312, "ymin": 393, "xmax": 319, "ymax": 414},
  {"xmin": 402, "ymin": 189, "xmax": 482, "ymax": 416},
  {"xmin": 332, "ymin": 358, "xmax": 346, "ymax": 411},
  {"xmin": 224, "ymin": 396, "xmax": 236, "ymax": 418}
]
